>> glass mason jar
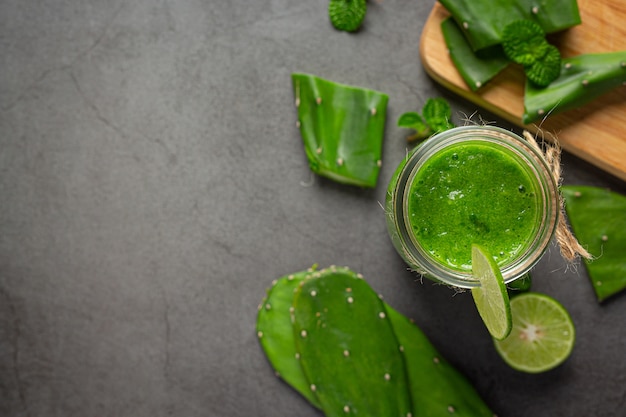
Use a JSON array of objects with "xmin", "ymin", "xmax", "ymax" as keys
[{"xmin": 385, "ymin": 126, "xmax": 559, "ymax": 288}]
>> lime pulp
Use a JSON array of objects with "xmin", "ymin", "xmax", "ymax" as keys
[{"xmin": 494, "ymin": 292, "xmax": 575, "ymax": 373}]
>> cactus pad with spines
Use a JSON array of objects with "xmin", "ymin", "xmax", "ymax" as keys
[
  {"xmin": 561, "ymin": 186, "xmax": 626, "ymax": 302},
  {"xmin": 386, "ymin": 306, "xmax": 493, "ymax": 417},
  {"xmin": 292, "ymin": 73, "xmax": 389, "ymax": 188},
  {"xmin": 256, "ymin": 266, "xmax": 495, "ymax": 416},
  {"xmin": 292, "ymin": 267, "xmax": 413, "ymax": 416},
  {"xmin": 523, "ymin": 51, "xmax": 626, "ymax": 124},
  {"xmin": 256, "ymin": 269, "xmax": 322, "ymax": 408},
  {"xmin": 439, "ymin": 0, "xmax": 581, "ymax": 51}
]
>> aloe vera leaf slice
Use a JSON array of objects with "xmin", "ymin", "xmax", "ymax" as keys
[
  {"xmin": 441, "ymin": 17, "xmax": 510, "ymax": 91},
  {"xmin": 523, "ymin": 51, "xmax": 626, "ymax": 124},
  {"xmin": 561, "ymin": 185, "xmax": 626, "ymax": 302},
  {"xmin": 439, "ymin": 0, "xmax": 581, "ymax": 52},
  {"xmin": 292, "ymin": 73, "xmax": 389, "ymax": 188}
]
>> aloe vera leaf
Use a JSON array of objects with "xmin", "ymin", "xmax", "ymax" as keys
[
  {"xmin": 256, "ymin": 269, "xmax": 322, "ymax": 408},
  {"xmin": 561, "ymin": 186, "xmax": 626, "ymax": 302},
  {"xmin": 523, "ymin": 51, "xmax": 626, "ymax": 124},
  {"xmin": 292, "ymin": 267, "xmax": 413, "ymax": 417},
  {"xmin": 292, "ymin": 73, "xmax": 389, "ymax": 188},
  {"xmin": 441, "ymin": 17, "xmax": 510, "ymax": 91},
  {"xmin": 386, "ymin": 306, "xmax": 494, "ymax": 417},
  {"xmin": 439, "ymin": 0, "xmax": 581, "ymax": 51}
]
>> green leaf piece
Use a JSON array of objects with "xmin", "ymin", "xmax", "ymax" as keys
[
  {"xmin": 293, "ymin": 267, "xmax": 413, "ymax": 416},
  {"xmin": 386, "ymin": 307, "xmax": 494, "ymax": 417},
  {"xmin": 502, "ymin": 20, "xmax": 549, "ymax": 66},
  {"xmin": 292, "ymin": 73, "xmax": 389, "ymax": 188},
  {"xmin": 398, "ymin": 98, "xmax": 455, "ymax": 143},
  {"xmin": 561, "ymin": 186, "xmax": 626, "ymax": 302},
  {"xmin": 523, "ymin": 51, "xmax": 626, "ymax": 124},
  {"xmin": 422, "ymin": 98, "xmax": 454, "ymax": 132},
  {"xmin": 329, "ymin": 0, "xmax": 367, "ymax": 33},
  {"xmin": 257, "ymin": 266, "xmax": 496, "ymax": 416},
  {"xmin": 525, "ymin": 44, "xmax": 561, "ymax": 87},
  {"xmin": 397, "ymin": 112, "xmax": 427, "ymax": 129},
  {"xmin": 256, "ymin": 268, "xmax": 322, "ymax": 408},
  {"xmin": 440, "ymin": 17, "xmax": 510, "ymax": 91},
  {"xmin": 397, "ymin": 112, "xmax": 432, "ymax": 142},
  {"xmin": 439, "ymin": 0, "xmax": 581, "ymax": 51}
]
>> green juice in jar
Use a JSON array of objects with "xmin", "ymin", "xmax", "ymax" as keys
[
  {"xmin": 407, "ymin": 141, "xmax": 539, "ymax": 271},
  {"xmin": 385, "ymin": 126, "xmax": 559, "ymax": 288}
]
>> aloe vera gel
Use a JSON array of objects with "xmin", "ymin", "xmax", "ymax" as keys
[{"xmin": 386, "ymin": 126, "xmax": 558, "ymax": 288}]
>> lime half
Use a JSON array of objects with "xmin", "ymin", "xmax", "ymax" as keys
[
  {"xmin": 471, "ymin": 244, "xmax": 512, "ymax": 340},
  {"xmin": 494, "ymin": 292, "xmax": 575, "ymax": 373}
]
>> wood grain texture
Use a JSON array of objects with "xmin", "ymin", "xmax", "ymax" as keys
[{"xmin": 420, "ymin": 0, "xmax": 626, "ymax": 181}]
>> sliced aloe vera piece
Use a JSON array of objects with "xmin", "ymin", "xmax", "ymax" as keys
[
  {"xmin": 439, "ymin": 0, "xmax": 581, "ymax": 51},
  {"xmin": 523, "ymin": 51, "xmax": 626, "ymax": 124},
  {"xmin": 292, "ymin": 73, "xmax": 388, "ymax": 188},
  {"xmin": 441, "ymin": 17, "xmax": 510, "ymax": 91},
  {"xmin": 561, "ymin": 185, "xmax": 626, "ymax": 302}
]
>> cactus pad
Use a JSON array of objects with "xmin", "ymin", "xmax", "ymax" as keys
[
  {"xmin": 292, "ymin": 267, "xmax": 412, "ymax": 416},
  {"xmin": 523, "ymin": 51, "xmax": 626, "ymax": 123},
  {"xmin": 439, "ymin": 0, "xmax": 581, "ymax": 51},
  {"xmin": 257, "ymin": 266, "xmax": 496, "ymax": 416},
  {"xmin": 292, "ymin": 73, "xmax": 388, "ymax": 188},
  {"xmin": 561, "ymin": 186, "xmax": 626, "ymax": 302},
  {"xmin": 386, "ymin": 306, "xmax": 493, "ymax": 417},
  {"xmin": 256, "ymin": 269, "xmax": 321, "ymax": 408}
]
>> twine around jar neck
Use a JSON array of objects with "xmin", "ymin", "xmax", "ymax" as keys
[{"xmin": 522, "ymin": 130, "xmax": 592, "ymax": 262}]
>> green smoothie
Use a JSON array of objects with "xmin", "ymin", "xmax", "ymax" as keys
[{"xmin": 406, "ymin": 140, "xmax": 540, "ymax": 272}]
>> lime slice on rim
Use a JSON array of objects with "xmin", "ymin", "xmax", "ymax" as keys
[
  {"xmin": 471, "ymin": 244, "xmax": 512, "ymax": 340},
  {"xmin": 494, "ymin": 292, "xmax": 575, "ymax": 373}
]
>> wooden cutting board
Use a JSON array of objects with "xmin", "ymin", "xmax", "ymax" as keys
[{"xmin": 420, "ymin": 0, "xmax": 626, "ymax": 182}]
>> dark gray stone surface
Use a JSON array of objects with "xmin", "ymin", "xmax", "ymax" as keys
[{"xmin": 1, "ymin": 1, "xmax": 625, "ymax": 416}]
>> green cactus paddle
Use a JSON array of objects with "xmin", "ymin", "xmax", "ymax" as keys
[
  {"xmin": 292, "ymin": 73, "xmax": 388, "ymax": 188},
  {"xmin": 386, "ymin": 306, "xmax": 493, "ymax": 417},
  {"xmin": 439, "ymin": 0, "xmax": 581, "ymax": 52},
  {"xmin": 523, "ymin": 51, "xmax": 626, "ymax": 124},
  {"xmin": 257, "ymin": 266, "xmax": 495, "ymax": 416},
  {"xmin": 440, "ymin": 17, "xmax": 510, "ymax": 91},
  {"xmin": 256, "ymin": 268, "xmax": 322, "ymax": 408},
  {"xmin": 561, "ymin": 185, "xmax": 626, "ymax": 302},
  {"xmin": 292, "ymin": 267, "xmax": 413, "ymax": 416}
]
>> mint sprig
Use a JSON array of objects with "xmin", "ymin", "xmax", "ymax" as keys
[
  {"xmin": 329, "ymin": 0, "xmax": 367, "ymax": 32},
  {"xmin": 501, "ymin": 20, "xmax": 561, "ymax": 87},
  {"xmin": 397, "ymin": 98, "xmax": 454, "ymax": 142}
]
